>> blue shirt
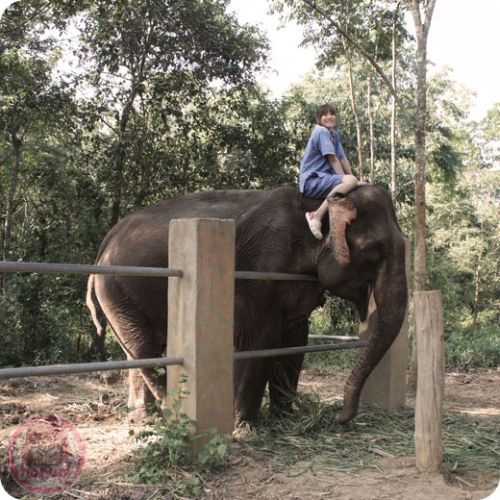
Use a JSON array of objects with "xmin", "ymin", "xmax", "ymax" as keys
[{"xmin": 299, "ymin": 125, "xmax": 346, "ymax": 193}]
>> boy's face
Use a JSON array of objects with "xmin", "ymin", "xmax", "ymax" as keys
[{"xmin": 319, "ymin": 111, "xmax": 337, "ymax": 130}]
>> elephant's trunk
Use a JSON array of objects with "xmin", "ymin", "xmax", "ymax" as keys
[{"xmin": 336, "ymin": 237, "xmax": 408, "ymax": 424}]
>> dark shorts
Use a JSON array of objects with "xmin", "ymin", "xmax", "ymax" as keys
[{"xmin": 302, "ymin": 173, "xmax": 343, "ymax": 198}]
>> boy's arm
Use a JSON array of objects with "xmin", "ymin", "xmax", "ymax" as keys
[
  {"xmin": 332, "ymin": 131, "xmax": 352, "ymax": 175},
  {"xmin": 327, "ymin": 154, "xmax": 344, "ymax": 175},
  {"xmin": 340, "ymin": 158, "xmax": 354, "ymax": 175}
]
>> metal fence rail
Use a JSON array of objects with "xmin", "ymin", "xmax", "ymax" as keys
[
  {"xmin": 309, "ymin": 335, "xmax": 359, "ymax": 341},
  {"xmin": 0, "ymin": 341, "xmax": 367, "ymax": 380},
  {"xmin": 0, "ymin": 261, "xmax": 183, "ymax": 278},
  {"xmin": 0, "ymin": 259, "xmax": 359, "ymax": 381},
  {"xmin": 0, "ymin": 356, "xmax": 184, "ymax": 380},
  {"xmin": 0, "ymin": 261, "xmax": 319, "ymax": 282},
  {"xmin": 235, "ymin": 270, "xmax": 318, "ymax": 282},
  {"xmin": 0, "ymin": 340, "xmax": 367, "ymax": 380},
  {"xmin": 234, "ymin": 340, "xmax": 367, "ymax": 360}
]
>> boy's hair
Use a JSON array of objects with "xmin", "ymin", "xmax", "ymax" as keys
[{"xmin": 315, "ymin": 103, "xmax": 336, "ymax": 124}]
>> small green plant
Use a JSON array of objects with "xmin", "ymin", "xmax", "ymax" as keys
[
  {"xmin": 130, "ymin": 376, "xmax": 231, "ymax": 495},
  {"xmin": 197, "ymin": 430, "xmax": 231, "ymax": 471}
]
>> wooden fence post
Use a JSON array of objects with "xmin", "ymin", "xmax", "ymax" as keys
[
  {"xmin": 360, "ymin": 239, "xmax": 409, "ymax": 410},
  {"xmin": 167, "ymin": 218, "xmax": 235, "ymax": 438},
  {"xmin": 414, "ymin": 290, "xmax": 445, "ymax": 473}
]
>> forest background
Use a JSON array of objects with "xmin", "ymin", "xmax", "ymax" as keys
[{"xmin": 0, "ymin": 0, "xmax": 498, "ymax": 371}]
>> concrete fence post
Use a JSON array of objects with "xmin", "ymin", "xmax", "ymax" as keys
[
  {"xmin": 360, "ymin": 239, "xmax": 410, "ymax": 410},
  {"xmin": 414, "ymin": 290, "xmax": 445, "ymax": 473},
  {"xmin": 167, "ymin": 218, "xmax": 235, "ymax": 438}
]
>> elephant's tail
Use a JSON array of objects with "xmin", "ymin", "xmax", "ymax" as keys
[{"xmin": 86, "ymin": 274, "xmax": 107, "ymax": 359}]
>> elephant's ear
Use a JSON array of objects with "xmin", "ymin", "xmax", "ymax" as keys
[{"xmin": 327, "ymin": 196, "xmax": 357, "ymax": 267}]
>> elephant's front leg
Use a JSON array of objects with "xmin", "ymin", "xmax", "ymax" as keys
[
  {"xmin": 233, "ymin": 358, "xmax": 272, "ymax": 424},
  {"xmin": 268, "ymin": 313, "xmax": 309, "ymax": 416},
  {"xmin": 233, "ymin": 292, "xmax": 282, "ymax": 424}
]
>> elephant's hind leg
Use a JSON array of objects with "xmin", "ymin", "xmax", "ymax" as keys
[
  {"xmin": 127, "ymin": 360, "xmax": 165, "ymax": 410},
  {"xmin": 127, "ymin": 364, "xmax": 157, "ymax": 421},
  {"xmin": 98, "ymin": 295, "xmax": 166, "ymax": 413},
  {"xmin": 120, "ymin": 332, "xmax": 166, "ymax": 412}
]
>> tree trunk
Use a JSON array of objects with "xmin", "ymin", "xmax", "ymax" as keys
[
  {"xmin": 108, "ymin": 23, "xmax": 155, "ymax": 228},
  {"xmin": 1, "ymin": 131, "xmax": 23, "ymax": 295},
  {"xmin": 109, "ymin": 92, "xmax": 137, "ymax": 228},
  {"xmin": 110, "ymin": 143, "xmax": 125, "ymax": 228},
  {"xmin": 390, "ymin": 1, "xmax": 401, "ymax": 201},
  {"xmin": 408, "ymin": 0, "xmax": 437, "ymax": 391},
  {"xmin": 472, "ymin": 262, "xmax": 481, "ymax": 329},
  {"xmin": 413, "ymin": 37, "xmax": 427, "ymax": 294},
  {"xmin": 367, "ymin": 27, "xmax": 379, "ymax": 184},
  {"xmin": 367, "ymin": 76, "xmax": 375, "ymax": 183},
  {"xmin": 343, "ymin": 40, "xmax": 365, "ymax": 179}
]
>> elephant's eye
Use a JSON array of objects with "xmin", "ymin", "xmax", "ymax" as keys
[{"xmin": 358, "ymin": 240, "xmax": 386, "ymax": 263}]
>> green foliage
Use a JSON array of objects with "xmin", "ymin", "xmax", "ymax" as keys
[
  {"xmin": 196, "ymin": 433, "xmax": 230, "ymax": 471},
  {"xmin": 0, "ymin": 0, "xmax": 288, "ymax": 367},
  {"xmin": 445, "ymin": 322, "xmax": 499, "ymax": 370},
  {"xmin": 478, "ymin": 103, "xmax": 500, "ymax": 167},
  {"xmin": 130, "ymin": 379, "xmax": 230, "ymax": 495},
  {"xmin": 309, "ymin": 294, "xmax": 357, "ymax": 336},
  {"xmin": 305, "ymin": 295, "xmax": 359, "ymax": 373},
  {"xmin": 0, "ymin": 274, "xmax": 98, "ymax": 366},
  {"xmin": 427, "ymin": 156, "xmax": 499, "ymax": 370}
]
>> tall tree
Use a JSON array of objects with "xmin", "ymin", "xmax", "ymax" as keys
[
  {"xmin": 0, "ymin": 2, "xmax": 78, "ymax": 293},
  {"xmin": 407, "ymin": 0, "xmax": 437, "ymax": 388},
  {"xmin": 390, "ymin": 1, "xmax": 402, "ymax": 200},
  {"xmin": 78, "ymin": 0, "xmax": 267, "ymax": 227},
  {"xmin": 410, "ymin": 0, "xmax": 437, "ymax": 292},
  {"xmin": 342, "ymin": 36, "xmax": 366, "ymax": 178}
]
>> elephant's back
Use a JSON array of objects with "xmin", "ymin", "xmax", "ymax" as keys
[
  {"xmin": 95, "ymin": 187, "xmax": 297, "ymax": 268},
  {"xmin": 140, "ymin": 188, "xmax": 290, "ymax": 219}
]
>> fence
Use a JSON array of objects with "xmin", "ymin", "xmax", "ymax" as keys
[{"xmin": 0, "ymin": 218, "xmax": 408, "ymax": 439}]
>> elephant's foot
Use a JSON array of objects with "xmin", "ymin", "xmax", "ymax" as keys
[
  {"xmin": 335, "ymin": 409, "xmax": 355, "ymax": 425},
  {"xmin": 232, "ymin": 422, "xmax": 255, "ymax": 441},
  {"xmin": 234, "ymin": 399, "xmax": 261, "ymax": 429},
  {"xmin": 127, "ymin": 367, "xmax": 161, "ymax": 420}
]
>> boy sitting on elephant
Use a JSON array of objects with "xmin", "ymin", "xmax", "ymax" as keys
[{"xmin": 300, "ymin": 103, "xmax": 363, "ymax": 240}]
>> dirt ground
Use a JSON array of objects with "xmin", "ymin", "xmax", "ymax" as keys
[{"xmin": 0, "ymin": 368, "xmax": 498, "ymax": 500}]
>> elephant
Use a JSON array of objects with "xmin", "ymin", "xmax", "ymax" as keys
[{"xmin": 86, "ymin": 184, "xmax": 407, "ymax": 425}]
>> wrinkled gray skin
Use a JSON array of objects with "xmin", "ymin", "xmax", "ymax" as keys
[{"xmin": 87, "ymin": 185, "xmax": 407, "ymax": 425}]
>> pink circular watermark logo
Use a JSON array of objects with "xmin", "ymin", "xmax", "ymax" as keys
[{"xmin": 7, "ymin": 415, "xmax": 85, "ymax": 495}]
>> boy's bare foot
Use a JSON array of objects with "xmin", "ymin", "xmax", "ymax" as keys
[{"xmin": 305, "ymin": 212, "xmax": 323, "ymax": 240}]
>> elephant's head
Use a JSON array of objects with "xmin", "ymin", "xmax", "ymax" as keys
[{"xmin": 316, "ymin": 186, "xmax": 408, "ymax": 424}]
